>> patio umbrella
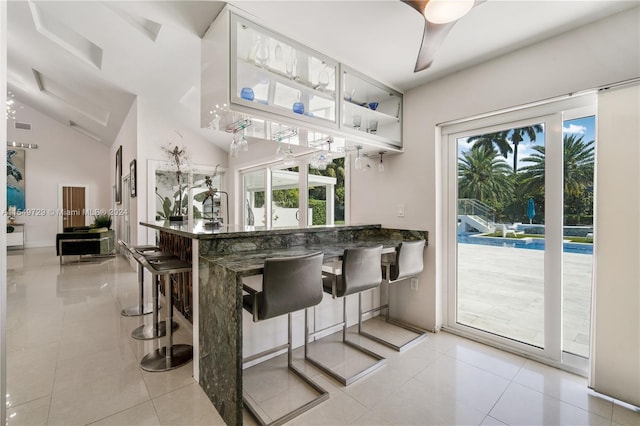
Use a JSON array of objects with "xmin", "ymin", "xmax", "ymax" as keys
[{"xmin": 527, "ymin": 198, "xmax": 536, "ymax": 224}]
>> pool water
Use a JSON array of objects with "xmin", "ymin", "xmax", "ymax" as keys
[{"xmin": 458, "ymin": 233, "xmax": 593, "ymax": 255}]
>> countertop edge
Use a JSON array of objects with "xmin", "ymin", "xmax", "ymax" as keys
[{"xmin": 140, "ymin": 221, "xmax": 385, "ymax": 239}]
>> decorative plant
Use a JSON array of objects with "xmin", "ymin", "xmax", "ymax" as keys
[
  {"xmin": 161, "ymin": 133, "xmax": 189, "ymax": 219},
  {"xmin": 156, "ymin": 186, "xmax": 203, "ymax": 220},
  {"xmin": 193, "ymin": 165, "xmax": 220, "ymax": 221},
  {"xmin": 93, "ymin": 214, "xmax": 112, "ymax": 229},
  {"xmin": 193, "ymin": 165, "xmax": 220, "ymax": 204}
]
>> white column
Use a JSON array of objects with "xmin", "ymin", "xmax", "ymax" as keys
[{"xmin": 326, "ymin": 184, "xmax": 334, "ymax": 225}]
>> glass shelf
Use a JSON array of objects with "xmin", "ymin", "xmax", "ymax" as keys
[
  {"xmin": 341, "ymin": 66, "xmax": 402, "ymax": 147},
  {"xmin": 232, "ymin": 13, "xmax": 338, "ymax": 126}
]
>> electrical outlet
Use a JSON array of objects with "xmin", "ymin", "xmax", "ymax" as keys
[
  {"xmin": 397, "ymin": 204, "xmax": 405, "ymax": 217},
  {"xmin": 410, "ymin": 277, "xmax": 418, "ymax": 291}
]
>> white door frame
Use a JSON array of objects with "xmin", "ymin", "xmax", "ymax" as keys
[{"xmin": 441, "ymin": 95, "xmax": 595, "ymax": 373}]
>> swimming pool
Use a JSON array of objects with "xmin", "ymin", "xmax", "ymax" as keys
[{"xmin": 458, "ymin": 234, "xmax": 593, "ymax": 255}]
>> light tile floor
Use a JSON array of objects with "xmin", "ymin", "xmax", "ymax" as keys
[{"xmin": 6, "ymin": 248, "xmax": 640, "ymax": 426}]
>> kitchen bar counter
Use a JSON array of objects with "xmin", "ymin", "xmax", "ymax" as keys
[
  {"xmin": 141, "ymin": 220, "xmax": 427, "ymax": 425},
  {"xmin": 141, "ymin": 220, "xmax": 383, "ymax": 240}
]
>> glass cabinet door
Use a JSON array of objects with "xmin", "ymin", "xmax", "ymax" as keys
[
  {"xmin": 231, "ymin": 13, "xmax": 338, "ymax": 127},
  {"xmin": 341, "ymin": 66, "xmax": 402, "ymax": 147}
]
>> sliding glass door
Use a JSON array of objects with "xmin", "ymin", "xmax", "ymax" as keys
[
  {"xmin": 561, "ymin": 111, "xmax": 595, "ymax": 359},
  {"xmin": 447, "ymin": 100, "xmax": 596, "ymax": 367},
  {"xmin": 455, "ymin": 118, "xmax": 549, "ymax": 349}
]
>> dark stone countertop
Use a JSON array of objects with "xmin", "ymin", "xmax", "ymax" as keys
[
  {"xmin": 141, "ymin": 220, "xmax": 382, "ymax": 240},
  {"xmin": 202, "ymin": 239, "xmax": 401, "ymax": 276}
]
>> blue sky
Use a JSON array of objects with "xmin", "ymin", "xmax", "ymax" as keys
[{"xmin": 457, "ymin": 115, "xmax": 596, "ymax": 170}]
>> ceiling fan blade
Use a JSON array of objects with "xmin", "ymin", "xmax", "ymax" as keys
[
  {"xmin": 402, "ymin": 0, "xmax": 428, "ymax": 14},
  {"xmin": 404, "ymin": 0, "xmax": 486, "ymax": 72},
  {"xmin": 414, "ymin": 19, "xmax": 456, "ymax": 72}
]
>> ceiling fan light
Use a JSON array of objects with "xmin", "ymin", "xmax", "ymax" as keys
[{"xmin": 424, "ymin": 0, "xmax": 475, "ymax": 24}]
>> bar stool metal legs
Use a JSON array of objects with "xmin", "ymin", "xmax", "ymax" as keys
[
  {"xmin": 242, "ymin": 252, "xmax": 329, "ymax": 426},
  {"xmin": 305, "ymin": 245, "xmax": 386, "ymax": 385},
  {"xmin": 131, "ymin": 274, "xmax": 179, "ymax": 340},
  {"xmin": 358, "ymin": 240, "xmax": 428, "ymax": 352},
  {"xmin": 141, "ymin": 270, "xmax": 192, "ymax": 372},
  {"xmin": 120, "ymin": 247, "xmax": 155, "ymax": 317}
]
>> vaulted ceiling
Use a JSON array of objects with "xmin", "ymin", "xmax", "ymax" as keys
[{"xmin": 6, "ymin": 1, "xmax": 638, "ymax": 150}]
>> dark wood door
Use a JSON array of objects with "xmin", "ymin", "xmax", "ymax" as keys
[{"xmin": 62, "ymin": 186, "xmax": 85, "ymax": 228}]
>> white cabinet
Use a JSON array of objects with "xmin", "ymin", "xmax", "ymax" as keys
[
  {"xmin": 202, "ymin": 6, "xmax": 403, "ymax": 150},
  {"xmin": 7, "ymin": 223, "xmax": 24, "ymax": 248},
  {"xmin": 341, "ymin": 66, "xmax": 402, "ymax": 147}
]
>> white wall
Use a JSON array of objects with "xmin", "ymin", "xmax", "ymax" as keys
[
  {"xmin": 7, "ymin": 102, "xmax": 111, "ymax": 247},
  {"xmin": 590, "ymin": 84, "xmax": 640, "ymax": 407},
  {"xmin": 350, "ymin": 8, "xmax": 640, "ymax": 332},
  {"xmin": 110, "ymin": 100, "xmax": 138, "ymax": 244},
  {"xmin": 136, "ymin": 97, "xmax": 228, "ymax": 245}
]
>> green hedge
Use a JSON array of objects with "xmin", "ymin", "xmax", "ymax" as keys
[
  {"xmin": 564, "ymin": 214, "xmax": 593, "ymax": 225},
  {"xmin": 309, "ymin": 199, "xmax": 326, "ymax": 225}
]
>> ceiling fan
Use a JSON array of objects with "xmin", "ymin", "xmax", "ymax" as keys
[{"xmin": 402, "ymin": 0, "xmax": 484, "ymax": 72}]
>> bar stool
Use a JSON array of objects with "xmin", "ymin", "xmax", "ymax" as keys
[
  {"xmin": 138, "ymin": 256, "xmax": 193, "ymax": 372},
  {"xmin": 305, "ymin": 245, "xmax": 386, "ymax": 386},
  {"xmin": 359, "ymin": 240, "xmax": 428, "ymax": 352},
  {"xmin": 131, "ymin": 250, "xmax": 181, "ymax": 340},
  {"xmin": 242, "ymin": 252, "xmax": 329, "ymax": 426},
  {"xmin": 119, "ymin": 241, "xmax": 162, "ymax": 317}
]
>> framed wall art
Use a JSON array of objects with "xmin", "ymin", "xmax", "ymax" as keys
[
  {"xmin": 130, "ymin": 159, "xmax": 137, "ymax": 198},
  {"xmin": 115, "ymin": 145, "xmax": 122, "ymax": 204},
  {"xmin": 7, "ymin": 148, "xmax": 26, "ymax": 211}
]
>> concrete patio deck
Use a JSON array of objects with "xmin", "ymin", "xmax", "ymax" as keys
[{"xmin": 457, "ymin": 242, "xmax": 593, "ymax": 357}]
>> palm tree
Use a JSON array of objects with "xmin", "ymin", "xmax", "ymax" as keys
[
  {"xmin": 458, "ymin": 146, "xmax": 513, "ymax": 207},
  {"xmin": 563, "ymin": 134, "xmax": 595, "ymax": 197},
  {"xmin": 469, "ymin": 125, "xmax": 544, "ymax": 171},
  {"xmin": 467, "ymin": 131, "xmax": 512, "ymax": 159},
  {"xmin": 519, "ymin": 134, "xmax": 594, "ymax": 198},
  {"xmin": 510, "ymin": 125, "xmax": 543, "ymax": 172}
]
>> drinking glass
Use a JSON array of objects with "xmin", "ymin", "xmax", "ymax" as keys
[
  {"xmin": 275, "ymin": 140, "xmax": 286, "ymax": 160},
  {"xmin": 354, "ymin": 146, "xmax": 363, "ymax": 170},
  {"xmin": 285, "ymin": 49, "xmax": 297, "ymax": 80},
  {"xmin": 283, "ymin": 146, "xmax": 295, "ymax": 166},
  {"xmin": 255, "ymin": 36, "xmax": 270, "ymax": 68},
  {"xmin": 274, "ymin": 41, "xmax": 283, "ymax": 62},
  {"xmin": 240, "ymin": 87, "xmax": 254, "ymax": 101},
  {"xmin": 292, "ymin": 101, "xmax": 305, "ymax": 115},
  {"xmin": 317, "ymin": 63, "xmax": 330, "ymax": 90},
  {"xmin": 230, "ymin": 134, "xmax": 239, "ymax": 158},
  {"xmin": 239, "ymin": 133, "xmax": 248, "ymax": 152},
  {"xmin": 353, "ymin": 115, "xmax": 362, "ymax": 129}
]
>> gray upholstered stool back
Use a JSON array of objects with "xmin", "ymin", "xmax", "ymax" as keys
[
  {"xmin": 336, "ymin": 245, "xmax": 383, "ymax": 297},
  {"xmin": 259, "ymin": 252, "xmax": 324, "ymax": 320},
  {"xmin": 390, "ymin": 240, "xmax": 426, "ymax": 281}
]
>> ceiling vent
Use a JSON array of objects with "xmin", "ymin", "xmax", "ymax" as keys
[{"xmin": 15, "ymin": 122, "xmax": 32, "ymax": 130}]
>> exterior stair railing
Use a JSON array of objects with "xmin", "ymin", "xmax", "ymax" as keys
[{"xmin": 458, "ymin": 199, "xmax": 496, "ymax": 231}]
